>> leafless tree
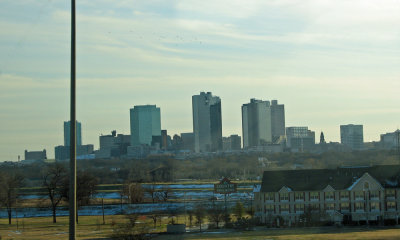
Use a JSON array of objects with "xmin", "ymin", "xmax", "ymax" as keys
[
  {"xmin": 208, "ymin": 203, "xmax": 225, "ymax": 228},
  {"xmin": 122, "ymin": 182, "xmax": 144, "ymax": 203},
  {"xmin": 0, "ymin": 172, "xmax": 24, "ymax": 224},
  {"xmin": 194, "ymin": 204, "xmax": 206, "ymax": 232},
  {"xmin": 42, "ymin": 163, "xmax": 66, "ymax": 223},
  {"xmin": 62, "ymin": 170, "xmax": 98, "ymax": 223}
]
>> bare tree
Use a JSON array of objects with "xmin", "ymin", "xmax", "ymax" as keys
[
  {"xmin": 0, "ymin": 172, "xmax": 24, "ymax": 224},
  {"xmin": 187, "ymin": 210, "xmax": 194, "ymax": 227},
  {"xmin": 194, "ymin": 204, "xmax": 206, "ymax": 232},
  {"xmin": 145, "ymin": 183, "xmax": 157, "ymax": 203},
  {"xmin": 62, "ymin": 170, "xmax": 98, "ymax": 223},
  {"xmin": 122, "ymin": 182, "xmax": 144, "ymax": 203},
  {"xmin": 207, "ymin": 203, "xmax": 225, "ymax": 228},
  {"xmin": 42, "ymin": 163, "xmax": 66, "ymax": 223}
]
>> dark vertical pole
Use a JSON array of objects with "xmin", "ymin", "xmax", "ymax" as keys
[{"xmin": 69, "ymin": 0, "xmax": 77, "ymax": 239}]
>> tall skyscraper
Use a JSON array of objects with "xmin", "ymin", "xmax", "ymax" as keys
[
  {"xmin": 242, "ymin": 99, "xmax": 272, "ymax": 148},
  {"xmin": 270, "ymin": 100, "xmax": 285, "ymax": 141},
  {"xmin": 64, "ymin": 120, "xmax": 82, "ymax": 146},
  {"xmin": 130, "ymin": 105, "xmax": 161, "ymax": 146},
  {"xmin": 241, "ymin": 99, "xmax": 285, "ymax": 148},
  {"xmin": 340, "ymin": 124, "xmax": 364, "ymax": 150},
  {"xmin": 192, "ymin": 92, "xmax": 222, "ymax": 152}
]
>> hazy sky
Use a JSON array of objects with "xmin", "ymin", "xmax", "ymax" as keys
[{"xmin": 1, "ymin": 0, "xmax": 399, "ymax": 161}]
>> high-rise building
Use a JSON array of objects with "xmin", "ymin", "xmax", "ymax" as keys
[
  {"xmin": 340, "ymin": 124, "xmax": 364, "ymax": 150},
  {"xmin": 192, "ymin": 92, "xmax": 222, "ymax": 152},
  {"xmin": 181, "ymin": 132, "xmax": 195, "ymax": 152},
  {"xmin": 64, "ymin": 120, "xmax": 82, "ymax": 146},
  {"xmin": 130, "ymin": 105, "xmax": 161, "ymax": 146},
  {"xmin": 286, "ymin": 127, "xmax": 315, "ymax": 152},
  {"xmin": 242, "ymin": 99, "xmax": 272, "ymax": 148},
  {"xmin": 270, "ymin": 100, "xmax": 285, "ymax": 142},
  {"xmin": 241, "ymin": 99, "xmax": 285, "ymax": 148},
  {"xmin": 380, "ymin": 130, "xmax": 400, "ymax": 150},
  {"xmin": 222, "ymin": 134, "xmax": 242, "ymax": 151}
]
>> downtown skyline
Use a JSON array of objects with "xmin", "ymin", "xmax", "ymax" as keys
[{"xmin": 0, "ymin": 0, "xmax": 399, "ymax": 161}]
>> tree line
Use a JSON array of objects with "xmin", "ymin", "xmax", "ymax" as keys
[{"xmin": 0, "ymin": 163, "xmax": 97, "ymax": 224}]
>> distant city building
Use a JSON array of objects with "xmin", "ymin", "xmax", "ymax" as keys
[
  {"xmin": 192, "ymin": 92, "xmax": 222, "ymax": 152},
  {"xmin": 242, "ymin": 99, "xmax": 272, "ymax": 148},
  {"xmin": 286, "ymin": 127, "xmax": 315, "ymax": 152},
  {"xmin": 64, "ymin": 120, "xmax": 82, "ymax": 146},
  {"xmin": 181, "ymin": 132, "xmax": 195, "ymax": 152},
  {"xmin": 242, "ymin": 99, "xmax": 285, "ymax": 148},
  {"xmin": 222, "ymin": 134, "xmax": 242, "ymax": 151},
  {"xmin": 127, "ymin": 144, "xmax": 153, "ymax": 159},
  {"xmin": 161, "ymin": 130, "xmax": 168, "ymax": 150},
  {"xmin": 55, "ymin": 144, "xmax": 94, "ymax": 161},
  {"xmin": 340, "ymin": 124, "xmax": 364, "ymax": 150},
  {"xmin": 380, "ymin": 130, "xmax": 400, "ymax": 150},
  {"xmin": 130, "ymin": 105, "xmax": 161, "ymax": 147},
  {"xmin": 270, "ymin": 100, "xmax": 286, "ymax": 142},
  {"xmin": 95, "ymin": 130, "xmax": 130, "ymax": 159},
  {"xmin": 24, "ymin": 149, "xmax": 47, "ymax": 161},
  {"xmin": 171, "ymin": 134, "xmax": 183, "ymax": 151}
]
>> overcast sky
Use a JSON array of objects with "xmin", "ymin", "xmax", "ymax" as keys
[{"xmin": 0, "ymin": 0, "xmax": 399, "ymax": 161}]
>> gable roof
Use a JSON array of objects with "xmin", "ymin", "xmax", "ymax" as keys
[{"xmin": 260, "ymin": 165, "xmax": 400, "ymax": 192}]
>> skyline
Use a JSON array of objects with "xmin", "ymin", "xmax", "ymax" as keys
[{"xmin": 1, "ymin": 0, "xmax": 399, "ymax": 161}]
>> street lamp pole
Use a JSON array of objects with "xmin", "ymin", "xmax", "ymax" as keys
[{"xmin": 69, "ymin": 0, "xmax": 77, "ymax": 239}]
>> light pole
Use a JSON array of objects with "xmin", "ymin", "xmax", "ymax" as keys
[{"xmin": 69, "ymin": 0, "xmax": 77, "ymax": 239}]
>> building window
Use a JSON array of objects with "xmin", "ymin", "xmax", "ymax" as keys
[
  {"xmin": 325, "ymin": 192, "xmax": 334, "ymax": 201},
  {"xmin": 387, "ymin": 201, "xmax": 396, "ymax": 210},
  {"xmin": 370, "ymin": 202, "xmax": 379, "ymax": 211},
  {"xmin": 295, "ymin": 192, "xmax": 304, "ymax": 201},
  {"xmin": 310, "ymin": 203, "xmax": 319, "ymax": 211},
  {"xmin": 310, "ymin": 192, "xmax": 319, "ymax": 201},
  {"xmin": 280, "ymin": 204, "xmax": 289, "ymax": 212},
  {"xmin": 355, "ymin": 191, "xmax": 364, "ymax": 200},
  {"xmin": 325, "ymin": 203, "xmax": 335, "ymax": 211},
  {"xmin": 340, "ymin": 191, "xmax": 349, "ymax": 199},
  {"xmin": 370, "ymin": 191, "xmax": 379, "ymax": 200},
  {"xmin": 340, "ymin": 203, "xmax": 350, "ymax": 211},
  {"xmin": 296, "ymin": 204, "xmax": 304, "ymax": 212},
  {"xmin": 355, "ymin": 202, "xmax": 364, "ymax": 211},
  {"xmin": 265, "ymin": 204, "xmax": 274, "ymax": 213},
  {"xmin": 364, "ymin": 182, "xmax": 369, "ymax": 190},
  {"xmin": 386, "ymin": 189, "xmax": 395, "ymax": 198},
  {"xmin": 280, "ymin": 193, "xmax": 289, "ymax": 201},
  {"xmin": 265, "ymin": 193, "xmax": 274, "ymax": 201}
]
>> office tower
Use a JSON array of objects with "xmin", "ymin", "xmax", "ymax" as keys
[
  {"xmin": 130, "ymin": 105, "xmax": 161, "ymax": 146},
  {"xmin": 64, "ymin": 120, "xmax": 82, "ymax": 146},
  {"xmin": 340, "ymin": 124, "xmax": 364, "ymax": 150},
  {"xmin": 192, "ymin": 92, "xmax": 222, "ymax": 152},
  {"xmin": 181, "ymin": 132, "xmax": 194, "ymax": 152},
  {"xmin": 222, "ymin": 134, "xmax": 242, "ymax": 151},
  {"xmin": 241, "ymin": 99, "xmax": 285, "ymax": 148},
  {"xmin": 270, "ymin": 100, "xmax": 285, "ymax": 142},
  {"xmin": 242, "ymin": 99, "xmax": 272, "ymax": 148},
  {"xmin": 161, "ymin": 130, "xmax": 168, "ymax": 150},
  {"xmin": 286, "ymin": 127, "xmax": 315, "ymax": 152},
  {"xmin": 380, "ymin": 130, "xmax": 400, "ymax": 150}
]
